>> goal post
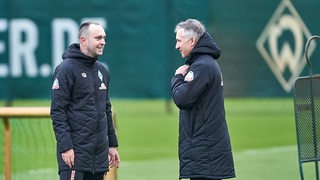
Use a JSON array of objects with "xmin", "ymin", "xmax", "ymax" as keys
[{"xmin": 0, "ymin": 107, "xmax": 117, "ymax": 180}]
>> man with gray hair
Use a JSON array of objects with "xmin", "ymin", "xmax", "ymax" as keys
[{"xmin": 171, "ymin": 19, "xmax": 235, "ymax": 180}]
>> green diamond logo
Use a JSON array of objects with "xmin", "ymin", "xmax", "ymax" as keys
[{"xmin": 256, "ymin": 0, "xmax": 315, "ymax": 93}]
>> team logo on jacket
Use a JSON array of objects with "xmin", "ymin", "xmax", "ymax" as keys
[
  {"xmin": 221, "ymin": 74, "xmax": 224, "ymax": 86},
  {"xmin": 52, "ymin": 78, "xmax": 59, "ymax": 90},
  {"xmin": 99, "ymin": 82, "xmax": 107, "ymax": 90},
  {"xmin": 81, "ymin": 72, "xmax": 87, "ymax": 78},
  {"xmin": 98, "ymin": 70, "xmax": 106, "ymax": 90},
  {"xmin": 184, "ymin": 71, "xmax": 194, "ymax": 82},
  {"xmin": 98, "ymin": 70, "xmax": 103, "ymax": 81}
]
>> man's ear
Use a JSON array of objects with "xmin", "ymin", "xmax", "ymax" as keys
[
  {"xmin": 80, "ymin": 36, "xmax": 86, "ymax": 45},
  {"xmin": 190, "ymin": 38, "xmax": 196, "ymax": 47}
]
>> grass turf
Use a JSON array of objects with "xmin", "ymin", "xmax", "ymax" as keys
[{"xmin": 2, "ymin": 98, "xmax": 314, "ymax": 179}]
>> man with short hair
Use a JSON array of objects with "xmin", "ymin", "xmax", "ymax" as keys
[
  {"xmin": 171, "ymin": 19, "xmax": 235, "ymax": 180},
  {"xmin": 51, "ymin": 22, "xmax": 120, "ymax": 180}
]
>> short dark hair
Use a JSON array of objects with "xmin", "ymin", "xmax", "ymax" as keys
[{"xmin": 78, "ymin": 22, "xmax": 101, "ymax": 39}]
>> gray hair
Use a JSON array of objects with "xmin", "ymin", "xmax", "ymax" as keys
[{"xmin": 174, "ymin": 19, "xmax": 206, "ymax": 41}]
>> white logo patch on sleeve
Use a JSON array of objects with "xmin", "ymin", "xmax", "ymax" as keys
[
  {"xmin": 221, "ymin": 74, "xmax": 224, "ymax": 86},
  {"xmin": 52, "ymin": 78, "xmax": 60, "ymax": 90},
  {"xmin": 184, "ymin": 71, "xmax": 194, "ymax": 82}
]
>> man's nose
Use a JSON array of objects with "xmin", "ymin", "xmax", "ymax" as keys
[
  {"xmin": 101, "ymin": 39, "xmax": 106, "ymax": 45},
  {"xmin": 175, "ymin": 44, "xmax": 179, "ymax": 50}
]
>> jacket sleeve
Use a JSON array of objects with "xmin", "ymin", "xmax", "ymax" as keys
[
  {"xmin": 171, "ymin": 62, "xmax": 209, "ymax": 109},
  {"xmin": 106, "ymin": 99, "xmax": 118, "ymax": 147},
  {"xmin": 105, "ymin": 71, "xmax": 118, "ymax": 148},
  {"xmin": 50, "ymin": 63, "xmax": 74, "ymax": 153}
]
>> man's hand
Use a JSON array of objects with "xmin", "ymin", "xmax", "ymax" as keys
[
  {"xmin": 175, "ymin": 65, "xmax": 190, "ymax": 76},
  {"xmin": 61, "ymin": 149, "xmax": 75, "ymax": 168},
  {"xmin": 109, "ymin": 147, "xmax": 120, "ymax": 168}
]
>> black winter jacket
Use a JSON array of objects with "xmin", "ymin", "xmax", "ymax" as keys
[
  {"xmin": 50, "ymin": 43, "xmax": 118, "ymax": 174},
  {"xmin": 171, "ymin": 33, "xmax": 235, "ymax": 179}
]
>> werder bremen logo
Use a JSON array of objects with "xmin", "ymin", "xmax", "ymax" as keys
[{"xmin": 256, "ymin": 0, "xmax": 315, "ymax": 93}]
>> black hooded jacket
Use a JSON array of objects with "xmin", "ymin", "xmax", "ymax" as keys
[
  {"xmin": 50, "ymin": 43, "xmax": 118, "ymax": 173},
  {"xmin": 171, "ymin": 33, "xmax": 235, "ymax": 179}
]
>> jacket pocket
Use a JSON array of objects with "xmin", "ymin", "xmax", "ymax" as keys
[
  {"xmin": 188, "ymin": 108, "xmax": 198, "ymax": 137},
  {"xmin": 189, "ymin": 108, "xmax": 206, "ymax": 137}
]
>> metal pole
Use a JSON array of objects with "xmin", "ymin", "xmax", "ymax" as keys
[
  {"xmin": 105, "ymin": 167, "xmax": 117, "ymax": 180},
  {"xmin": 4, "ymin": 117, "xmax": 11, "ymax": 180}
]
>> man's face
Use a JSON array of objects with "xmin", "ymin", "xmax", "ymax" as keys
[
  {"xmin": 82, "ymin": 24, "xmax": 106, "ymax": 58},
  {"xmin": 175, "ymin": 28, "xmax": 195, "ymax": 58}
]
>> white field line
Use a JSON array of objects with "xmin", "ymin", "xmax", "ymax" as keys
[{"xmin": 238, "ymin": 145, "xmax": 297, "ymax": 156}]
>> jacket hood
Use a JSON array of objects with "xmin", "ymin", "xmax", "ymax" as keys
[
  {"xmin": 62, "ymin": 43, "xmax": 97, "ymax": 64},
  {"xmin": 187, "ymin": 32, "xmax": 221, "ymax": 64}
]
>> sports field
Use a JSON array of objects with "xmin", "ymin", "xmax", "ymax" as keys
[
  {"xmin": 112, "ymin": 98, "xmax": 314, "ymax": 180},
  {"xmin": 2, "ymin": 98, "xmax": 317, "ymax": 179}
]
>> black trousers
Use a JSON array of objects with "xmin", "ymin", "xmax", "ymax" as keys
[
  {"xmin": 59, "ymin": 170, "xmax": 105, "ymax": 180},
  {"xmin": 190, "ymin": 178, "xmax": 221, "ymax": 180}
]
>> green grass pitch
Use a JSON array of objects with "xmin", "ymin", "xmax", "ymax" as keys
[{"xmin": 1, "ymin": 98, "xmax": 317, "ymax": 179}]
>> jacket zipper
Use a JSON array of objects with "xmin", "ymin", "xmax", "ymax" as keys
[{"xmin": 92, "ymin": 65, "xmax": 100, "ymax": 174}]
